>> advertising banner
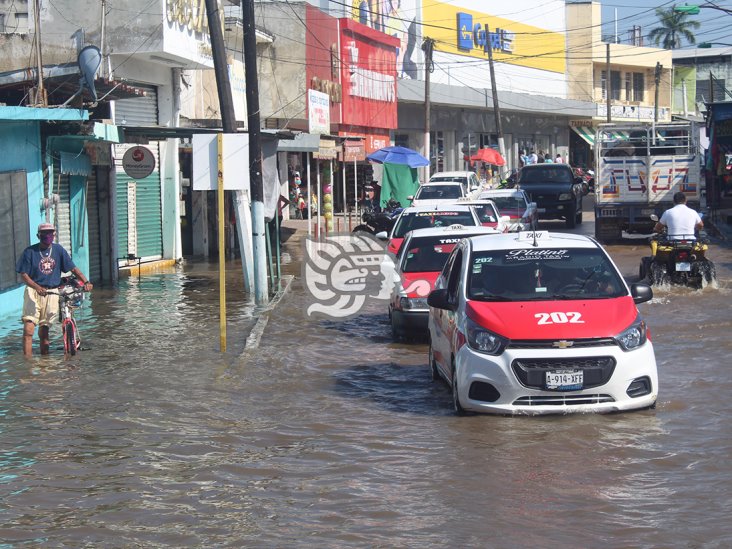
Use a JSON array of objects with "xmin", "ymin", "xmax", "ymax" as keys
[{"xmin": 309, "ymin": 89, "xmax": 331, "ymax": 135}]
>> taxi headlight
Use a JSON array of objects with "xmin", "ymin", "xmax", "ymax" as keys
[
  {"xmin": 615, "ymin": 319, "xmax": 647, "ymax": 351},
  {"xmin": 466, "ymin": 317, "xmax": 507, "ymax": 355},
  {"xmin": 558, "ymin": 192, "xmax": 572, "ymax": 201},
  {"xmin": 399, "ymin": 297, "xmax": 429, "ymax": 310}
]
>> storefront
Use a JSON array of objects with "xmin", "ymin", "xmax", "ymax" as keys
[{"xmin": 705, "ymin": 102, "xmax": 732, "ymax": 210}]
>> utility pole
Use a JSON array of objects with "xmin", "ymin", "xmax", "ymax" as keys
[
  {"xmin": 242, "ymin": 0, "xmax": 268, "ymax": 305},
  {"xmin": 33, "ymin": 0, "xmax": 46, "ymax": 106},
  {"xmin": 485, "ymin": 25, "xmax": 506, "ymax": 165},
  {"xmin": 422, "ymin": 37, "xmax": 435, "ymax": 180},
  {"xmin": 205, "ymin": 0, "xmax": 237, "ymax": 351},
  {"xmin": 654, "ymin": 62, "xmax": 662, "ymax": 122},
  {"xmin": 606, "ymin": 43, "xmax": 611, "ymax": 123},
  {"xmin": 710, "ymin": 71, "xmax": 715, "ymax": 103}
]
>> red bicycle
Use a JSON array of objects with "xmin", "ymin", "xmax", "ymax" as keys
[{"xmin": 47, "ymin": 276, "xmax": 85, "ymax": 356}]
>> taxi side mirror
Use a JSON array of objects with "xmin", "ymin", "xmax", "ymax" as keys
[
  {"xmin": 407, "ymin": 195, "xmax": 414, "ymax": 201},
  {"xmin": 375, "ymin": 231, "xmax": 388, "ymax": 240},
  {"xmin": 630, "ymin": 283, "xmax": 653, "ymax": 304},
  {"xmin": 427, "ymin": 288, "xmax": 455, "ymax": 310}
]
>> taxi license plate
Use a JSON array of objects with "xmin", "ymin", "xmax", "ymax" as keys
[
  {"xmin": 546, "ymin": 370, "xmax": 583, "ymax": 390},
  {"xmin": 676, "ymin": 262, "xmax": 691, "ymax": 272}
]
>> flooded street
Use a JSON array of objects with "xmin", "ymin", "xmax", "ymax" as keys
[{"xmin": 1, "ymin": 222, "xmax": 732, "ymax": 547}]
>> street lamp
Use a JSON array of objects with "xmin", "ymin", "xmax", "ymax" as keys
[
  {"xmin": 674, "ymin": 3, "xmax": 732, "ymax": 15},
  {"xmin": 698, "ymin": 42, "xmax": 732, "ymax": 48}
]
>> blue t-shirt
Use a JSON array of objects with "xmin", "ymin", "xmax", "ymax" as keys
[{"xmin": 15, "ymin": 243, "xmax": 76, "ymax": 288}]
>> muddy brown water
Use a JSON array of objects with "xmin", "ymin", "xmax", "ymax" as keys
[{"xmin": 1, "ymin": 224, "xmax": 731, "ymax": 547}]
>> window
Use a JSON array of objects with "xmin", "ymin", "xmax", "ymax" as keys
[
  {"xmin": 697, "ymin": 78, "xmax": 727, "ymax": 103},
  {"xmin": 625, "ymin": 73, "xmax": 632, "ymax": 100},
  {"xmin": 610, "ymin": 71, "xmax": 621, "ymax": 100},
  {"xmin": 600, "ymin": 70, "xmax": 607, "ymax": 100},
  {"xmin": 633, "ymin": 73, "xmax": 644, "ymax": 102},
  {"xmin": 430, "ymin": 130, "xmax": 444, "ymax": 174},
  {"xmin": 0, "ymin": 171, "xmax": 30, "ymax": 290}
]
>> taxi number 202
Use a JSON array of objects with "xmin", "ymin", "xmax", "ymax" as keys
[{"xmin": 535, "ymin": 312, "xmax": 584, "ymax": 325}]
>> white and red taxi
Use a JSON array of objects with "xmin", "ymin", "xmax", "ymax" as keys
[
  {"xmin": 455, "ymin": 198, "xmax": 510, "ymax": 233},
  {"xmin": 389, "ymin": 225, "xmax": 500, "ymax": 339},
  {"xmin": 427, "ymin": 231, "xmax": 658, "ymax": 415},
  {"xmin": 379, "ymin": 204, "xmax": 480, "ymax": 256},
  {"xmin": 477, "ymin": 189, "xmax": 538, "ymax": 232}
]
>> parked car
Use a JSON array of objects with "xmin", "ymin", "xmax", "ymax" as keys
[
  {"xmin": 389, "ymin": 225, "xmax": 500, "ymax": 339},
  {"xmin": 409, "ymin": 181, "xmax": 467, "ymax": 207},
  {"xmin": 477, "ymin": 189, "xmax": 538, "ymax": 231},
  {"xmin": 380, "ymin": 204, "xmax": 480, "ymax": 256},
  {"xmin": 427, "ymin": 230, "xmax": 658, "ymax": 415},
  {"xmin": 516, "ymin": 164, "xmax": 585, "ymax": 228},
  {"xmin": 428, "ymin": 171, "xmax": 482, "ymax": 195}
]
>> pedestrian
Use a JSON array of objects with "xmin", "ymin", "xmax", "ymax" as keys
[
  {"xmin": 537, "ymin": 150, "xmax": 546, "ymax": 163},
  {"xmin": 555, "ymin": 153, "xmax": 564, "ymax": 164},
  {"xmin": 16, "ymin": 223, "xmax": 93, "ymax": 356},
  {"xmin": 528, "ymin": 149, "xmax": 538, "ymax": 165}
]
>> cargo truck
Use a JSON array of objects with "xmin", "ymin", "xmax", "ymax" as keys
[{"xmin": 594, "ymin": 122, "xmax": 702, "ymax": 243}]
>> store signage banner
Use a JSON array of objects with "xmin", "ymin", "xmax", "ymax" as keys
[{"xmin": 309, "ymin": 89, "xmax": 331, "ymax": 135}]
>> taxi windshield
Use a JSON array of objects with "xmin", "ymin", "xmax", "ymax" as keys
[
  {"xmin": 401, "ymin": 237, "xmax": 458, "ymax": 273},
  {"xmin": 467, "ymin": 247, "xmax": 626, "ymax": 301},
  {"xmin": 489, "ymin": 196, "xmax": 527, "ymax": 211},
  {"xmin": 392, "ymin": 211, "xmax": 476, "ymax": 237},
  {"xmin": 415, "ymin": 185, "xmax": 462, "ymax": 200}
]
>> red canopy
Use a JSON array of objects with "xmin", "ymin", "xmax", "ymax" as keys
[{"xmin": 465, "ymin": 148, "xmax": 506, "ymax": 166}]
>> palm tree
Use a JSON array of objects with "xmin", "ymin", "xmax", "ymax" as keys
[{"xmin": 648, "ymin": 5, "xmax": 701, "ymax": 49}]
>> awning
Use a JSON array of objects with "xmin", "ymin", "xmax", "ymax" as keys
[
  {"xmin": 571, "ymin": 126, "xmax": 630, "ymax": 147},
  {"xmin": 571, "ymin": 125, "xmax": 596, "ymax": 146},
  {"xmin": 277, "ymin": 132, "xmax": 321, "ymax": 153},
  {"xmin": 59, "ymin": 151, "xmax": 92, "ymax": 176}
]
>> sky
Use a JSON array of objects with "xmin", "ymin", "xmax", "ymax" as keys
[{"xmin": 600, "ymin": 1, "xmax": 732, "ymax": 49}]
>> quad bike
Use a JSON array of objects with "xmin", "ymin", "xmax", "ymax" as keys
[{"xmin": 639, "ymin": 235, "xmax": 716, "ymax": 289}]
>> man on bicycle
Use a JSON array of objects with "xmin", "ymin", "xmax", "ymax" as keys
[{"xmin": 15, "ymin": 223, "xmax": 93, "ymax": 356}]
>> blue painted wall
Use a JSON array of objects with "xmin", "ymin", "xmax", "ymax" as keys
[{"xmin": 0, "ymin": 122, "xmax": 44, "ymax": 320}]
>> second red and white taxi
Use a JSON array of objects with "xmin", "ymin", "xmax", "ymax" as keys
[
  {"xmin": 389, "ymin": 224, "xmax": 500, "ymax": 339},
  {"xmin": 379, "ymin": 204, "xmax": 480, "ymax": 256},
  {"xmin": 477, "ymin": 189, "xmax": 538, "ymax": 232},
  {"xmin": 427, "ymin": 231, "xmax": 658, "ymax": 415}
]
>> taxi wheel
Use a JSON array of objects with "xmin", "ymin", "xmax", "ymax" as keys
[
  {"xmin": 428, "ymin": 343, "xmax": 440, "ymax": 382},
  {"xmin": 452, "ymin": 363, "xmax": 466, "ymax": 416}
]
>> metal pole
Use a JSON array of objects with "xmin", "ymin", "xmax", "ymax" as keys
[
  {"xmin": 342, "ymin": 151, "xmax": 347, "ymax": 232},
  {"xmin": 100, "ymin": 0, "xmax": 106, "ymax": 78},
  {"xmin": 241, "ymin": 0, "xmax": 268, "ymax": 304},
  {"xmin": 33, "ymin": 0, "xmax": 46, "ymax": 106},
  {"xmin": 353, "ymin": 156, "xmax": 357, "ymax": 231},
  {"xmin": 307, "ymin": 156, "xmax": 312, "ymax": 236},
  {"xmin": 422, "ymin": 38, "xmax": 435, "ymax": 181},
  {"xmin": 654, "ymin": 62, "xmax": 662, "ymax": 122},
  {"xmin": 606, "ymin": 43, "xmax": 612, "ymax": 123},
  {"xmin": 485, "ymin": 25, "xmax": 506, "ymax": 163},
  {"xmin": 316, "ymin": 159, "xmax": 321, "ymax": 238},
  {"xmin": 217, "ymin": 133, "xmax": 227, "ymax": 352}
]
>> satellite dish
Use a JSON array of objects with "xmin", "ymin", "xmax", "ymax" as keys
[
  {"xmin": 62, "ymin": 45, "xmax": 101, "ymax": 106},
  {"xmin": 78, "ymin": 45, "xmax": 102, "ymax": 101}
]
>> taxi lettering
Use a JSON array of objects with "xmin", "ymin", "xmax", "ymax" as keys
[{"xmin": 535, "ymin": 312, "xmax": 584, "ymax": 325}]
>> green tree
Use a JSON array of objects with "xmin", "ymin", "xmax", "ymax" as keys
[{"xmin": 648, "ymin": 5, "xmax": 701, "ymax": 49}]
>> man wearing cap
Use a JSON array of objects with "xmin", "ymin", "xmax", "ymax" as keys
[{"xmin": 15, "ymin": 223, "xmax": 93, "ymax": 356}]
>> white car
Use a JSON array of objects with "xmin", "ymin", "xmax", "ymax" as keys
[
  {"xmin": 428, "ymin": 231, "xmax": 658, "ymax": 415},
  {"xmin": 477, "ymin": 189, "xmax": 538, "ymax": 232},
  {"xmin": 409, "ymin": 181, "xmax": 467, "ymax": 207},
  {"xmin": 455, "ymin": 198, "xmax": 511, "ymax": 233},
  {"xmin": 428, "ymin": 171, "xmax": 482, "ymax": 195},
  {"xmin": 382, "ymin": 204, "xmax": 481, "ymax": 256},
  {"xmin": 389, "ymin": 225, "xmax": 500, "ymax": 339}
]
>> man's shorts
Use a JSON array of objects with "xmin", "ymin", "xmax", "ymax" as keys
[{"xmin": 21, "ymin": 287, "xmax": 59, "ymax": 327}]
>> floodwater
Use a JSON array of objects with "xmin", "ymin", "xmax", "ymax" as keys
[{"xmin": 1, "ymin": 224, "xmax": 732, "ymax": 547}]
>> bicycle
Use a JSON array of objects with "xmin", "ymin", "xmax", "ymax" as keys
[{"xmin": 46, "ymin": 276, "xmax": 86, "ymax": 356}]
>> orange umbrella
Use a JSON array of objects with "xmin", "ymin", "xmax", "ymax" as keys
[{"xmin": 466, "ymin": 148, "xmax": 506, "ymax": 166}]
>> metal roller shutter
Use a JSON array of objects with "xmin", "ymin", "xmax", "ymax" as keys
[
  {"xmin": 86, "ymin": 168, "xmax": 102, "ymax": 282},
  {"xmin": 54, "ymin": 164, "xmax": 72, "ymax": 255},
  {"xmin": 113, "ymin": 85, "xmax": 163, "ymax": 262}
]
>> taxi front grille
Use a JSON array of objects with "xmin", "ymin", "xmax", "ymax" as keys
[
  {"xmin": 513, "ymin": 394, "xmax": 615, "ymax": 406},
  {"xmin": 512, "ymin": 357, "xmax": 616, "ymax": 390},
  {"xmin": 508, "ymin": 338, "xmax": 617, "ymax": 349}
]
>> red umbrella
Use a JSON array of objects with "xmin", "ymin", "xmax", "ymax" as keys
[{"xmin": 465, "ymin": 148, "xmax": 506, "ymax": 166}]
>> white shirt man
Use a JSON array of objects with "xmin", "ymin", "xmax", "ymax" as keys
[{"xmin": 654, "ymin": 192, "xmax": 703, "ymax": 240}]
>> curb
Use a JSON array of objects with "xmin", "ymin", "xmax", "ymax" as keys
[{"xmin": 242, "ymin": 274, "xmax": 294, "ymax": 352}]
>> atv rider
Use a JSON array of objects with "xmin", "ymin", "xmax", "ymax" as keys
[{"xmin": 654, "ymin": 191, "xmax": 703, "ymax": 240}]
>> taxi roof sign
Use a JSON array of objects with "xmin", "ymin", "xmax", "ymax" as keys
[{"xmin": 517, "ymin": 231, "xmax": 549, "ymax": 241}]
